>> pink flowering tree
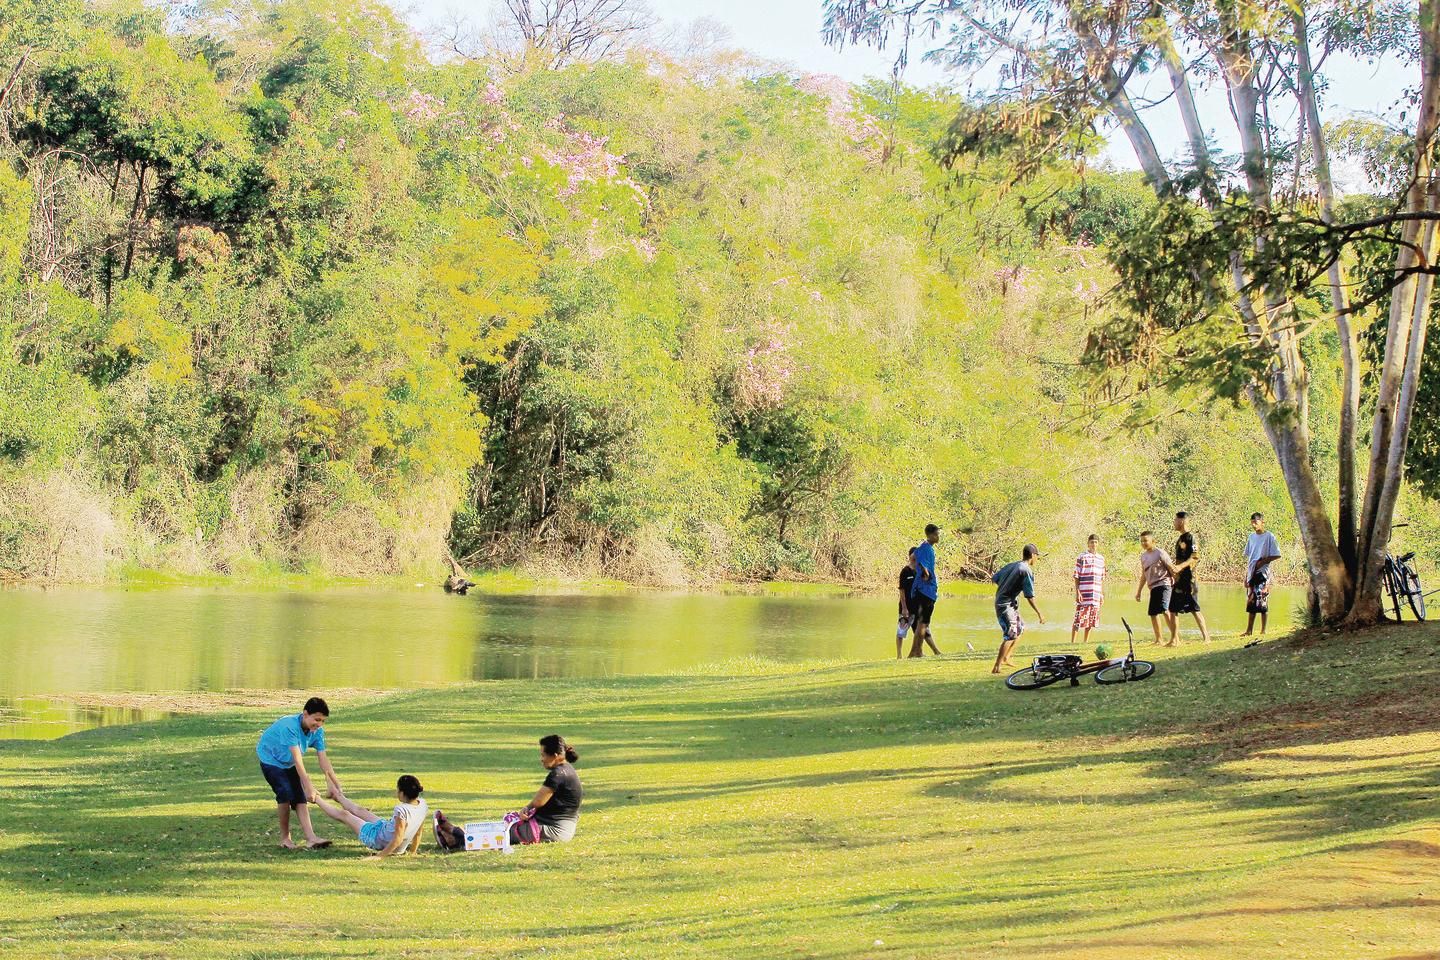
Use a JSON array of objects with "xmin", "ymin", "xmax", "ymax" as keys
[
  {"xmin": 734, "ymin": 324, "xmax": 797, "ymax": 413},
  {"xmin": 539, "ymin": 117, "xmax": 646, "ymax": 205},
  {"xmin": 729, "ymin": 323, "xmax": 847, "ymax": 550},
  {"xmin": 796, "ymin": 74, "xmax": 883, "ymax": 156}
]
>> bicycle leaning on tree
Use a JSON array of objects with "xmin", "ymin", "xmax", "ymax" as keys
[{"xmin": 1380, "ymin": 524, "xmax": 1431, "ymax": 622}]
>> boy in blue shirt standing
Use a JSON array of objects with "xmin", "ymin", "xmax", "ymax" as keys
[
  {"xmin": 256, "ymin": 697, "xmax": 339, "ymax": 849},
  {"xmin": 908, "ymin": 524, "xmax": 943, "ymax": 657}
]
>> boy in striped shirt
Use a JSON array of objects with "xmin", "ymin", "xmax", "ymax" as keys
[{"xmin": 1071, "ymin": 534, "xmax": 1105, "ymax": 645}]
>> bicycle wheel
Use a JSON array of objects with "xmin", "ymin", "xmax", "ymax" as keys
[
  {"xmin": 1383, "ymin": 562, "xmax": 1405, "ymax": 621},
  {"xmin": 1403, "ymin": 565, "xmax": 1427, "ymax": 621},
  {"xmin": 1094, "ymin": 660, "xmax": 1156, "ymax": 684},
  {"xmin": 1005, "ymin": 666, "xmax": 1066, "ymax": 691}
]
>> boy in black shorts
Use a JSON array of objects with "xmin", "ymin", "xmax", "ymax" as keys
[
  {"xmin": 1170, "ymin": 512, "xmax": 1211, "ymax": 642},
  {"xmin": 1134, "ymin": 530, "xmax": 1180, "ymax": 646},
  {"xmin": 896, "ymin": 548, "xmax": 916, "ymax": 659},
  {"xmin": 907, "ymin": 526, "xmax": 942, "ymax": 657}
]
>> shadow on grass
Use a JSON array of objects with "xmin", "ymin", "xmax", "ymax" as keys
[{"xmin": 0, "ymin": 623, "xmax": 1434, "ymax": 930}]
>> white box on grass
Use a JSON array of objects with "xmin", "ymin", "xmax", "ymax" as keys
[{"xmin": 463, "ymin": 821, "xmax": 512, "ymax": 853}]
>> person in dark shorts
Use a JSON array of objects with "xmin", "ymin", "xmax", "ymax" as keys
[
  {"xmin": 908, "ymin": 525, "xmax": 942, "ymax": 657},
  {"xmin": 990, "ymin": 544, "xmax": 1045, "ymax": 674},
  {"xmin": 1242, "ymin": 512, "xmax": 1282, "ymax": 636},
  {"xmin": 896, "ymin": 548, "xmax": 917, "ymax": 659},
  {"xmin": 1134, "ymin": 530, "xmax": 1180, "ymax": 646},
  {"xmin": 511, "ymin": 735, "xmax": 583, "ymax": 844},
  {"xmin": 1170, "ymin": 512, "xmax": 1211, "ymax": 642},
  {"xmin": 255, "ymin": 697, "xmax": 339, "ymax": 849}
]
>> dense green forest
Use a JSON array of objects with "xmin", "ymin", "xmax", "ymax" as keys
[{"xmin": 0, "ymin": 0, "xmax": 1434, "ymax": 585}]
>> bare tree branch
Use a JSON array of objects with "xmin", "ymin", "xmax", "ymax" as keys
[{"xmin": 494, "ymin": 0, "xmax": 656, "ymax": 69}]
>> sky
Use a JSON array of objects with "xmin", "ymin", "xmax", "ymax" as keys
[{"xmin": 406, "ymin": 0, "xmax": 1417, "ymax": 181}]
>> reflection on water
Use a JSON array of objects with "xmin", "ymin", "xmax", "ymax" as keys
[
  {"xmin": 0, "ymin": 582, "xmax": 1297, "ymax": 739},
  {"xmin": 0, "ymin": 698, "xmax": 166, "ymax": 739}
]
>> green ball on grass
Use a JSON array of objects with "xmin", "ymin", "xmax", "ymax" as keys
[{"xmin": 1094, "ymin": 644, "xmax": 1113, "ymax": 660}]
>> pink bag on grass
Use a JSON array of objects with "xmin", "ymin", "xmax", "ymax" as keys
[{"xmin": 505, "ymin": 810, "xmax": 542, "ymax": 845}]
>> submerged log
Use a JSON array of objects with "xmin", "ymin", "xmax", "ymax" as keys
[{"xmin": 444, "ymin": 556, "xmax": 472, "ymax": 596}]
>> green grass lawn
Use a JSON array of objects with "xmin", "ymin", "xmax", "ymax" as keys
[{"xmin": 1, "ymin": 626, "xmax": 1437, "ymax": 959}]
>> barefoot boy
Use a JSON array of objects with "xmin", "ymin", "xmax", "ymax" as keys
[
  {"xmin": 991, "ymin": 544, "xmax": 1045, "ymax": 674},
  {"xmin": 908, "ymin": 525, "xmax": 943, "ymax": 657},
  {"xmin": 896, "ymin": 547, "xmax": 916, "ymax": 659},
  {"xmin": 1071, "ymin": 534, "xmax": 1105, "ymax": 646},
  {"xmin": 256, "ymin": 697, "xmax": 339, "ymax": 849},
  {"xmin": 1170, "ymin": 512, "xmax": 1211, "ymax": 642},
  {"xmin": 1134, "ymin": 531, "xmax": 1180, "ymax": 646},
  {"xmin": 1241, "ymin": 512, "xmax": 1282, "ymax": 636}
]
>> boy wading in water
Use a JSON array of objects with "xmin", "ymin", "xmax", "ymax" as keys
[
  {"xmin": 908, "ymin": 525, "xmax": 942, "ymax": 657},
  {"xmin": 1242, "ymin": 512, "xmax": 1282, "ymax": 637},
  {"xmin": 1170, "ymin": 512, "xmax": 1211, "ymax": 642},
  {"xmin": 256, "ymin": 697, "xmax": 338, "ymax": 849},
  {"xmin": 1134, "ymin": 531, "xmax": 1180, "ymax": 646},
  {"xmin": 1070, "ymin": 535, "xmax": 1105, "ymax": 645},
  {"xmin": 991, "ymin": 544, "xmax": 1045, "ymax": 674}
]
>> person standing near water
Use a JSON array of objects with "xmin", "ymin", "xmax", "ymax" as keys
[
  {"xmin": 1170, "ymin": 512, "xmax": 1212, "ymax": 642},
  {"xmin": 991, "ymin": 544, "xmax": 1045, "ymax": 674},
  {"xmin": 1070, "ymin": 535, "xmax": 1105, "ymax": 646},
  {"xmin": 909, "ymin": 525, "xmax": 942, "ymax": 657},
  {"xmin": 1241, "ymin": 512, "xmax": 1282, "ymax": 637},
  {"xmin": 896, "ymin": 547, "xmax": 916, "ymax": 659},
  {"xmin": 1134, "ymin": 531, "xmax": 1180, "ymax": 646},
  {"xmin": 256, "ymin": 697, "xmax": 338, "ymax": 849}
]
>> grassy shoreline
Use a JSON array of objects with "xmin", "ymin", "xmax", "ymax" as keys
[
  {"xmin": 1, "ymin": 623, "xmax": 1436, "ymax": 958},
  {"xmin": 8, "ymin": 563, "xmax": 1301, "ymax": 597},
  {"xmin": 7, "ymin": 566, "xmax": 968, "ymax": 597}
]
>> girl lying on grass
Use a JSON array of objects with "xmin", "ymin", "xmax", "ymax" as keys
[{"xmin": 309, "ymin": 774, "xmax": 428, "ymax": 858}]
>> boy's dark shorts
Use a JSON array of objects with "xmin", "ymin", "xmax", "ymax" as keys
[
  {"xmin": 1170, "ymin": 587, "xmax": 1200, "ymax": 614},
  {"xmin": 1147, "ymin": 585, "xmax": 1172, "ymax": 617},
  {"xmin": 1247, "ymin": 569, "xmax": 1272, "ymax": 614},
  {"xmin": 910, "ymin": 594, "xmax": 936, "ymax": 626},
  {"xmin": 261, "ymin": 762, "xmax": 307, "ymax": 808}
]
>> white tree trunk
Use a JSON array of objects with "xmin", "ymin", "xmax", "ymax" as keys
[
  {"xmin": 1351, "ymin": 0, "xmax": 1440, "ymax": 624},
  {"xmin": 1218, "ymin": 25, "xmax": 1348, "ymax": 618}
]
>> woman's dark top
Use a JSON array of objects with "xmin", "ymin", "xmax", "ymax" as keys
[{"xmin": 536, "ymin": 762, "xmax": 582, "ymax": 825}]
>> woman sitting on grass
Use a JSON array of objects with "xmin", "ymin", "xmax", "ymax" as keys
[
  {"xmin": 309, "ymin": 774, "xmax": 428, "ymax": 857},
  {"xmin": 510, "ymin": 734, "xmax": 583, "ymax": 845}
]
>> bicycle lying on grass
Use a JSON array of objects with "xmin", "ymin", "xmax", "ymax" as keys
[
  {"xmin": 1004, "ymin": 618, "xmax": 1156, "ymax": 691},
  {"xmin": 1382, "ymin": 524, "xmax": 1430, "ymax": 622}
]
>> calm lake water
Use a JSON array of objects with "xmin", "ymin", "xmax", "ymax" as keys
[{"xmin": 0, "ymin": 582, "xmax": 1297, "ymax": 739}]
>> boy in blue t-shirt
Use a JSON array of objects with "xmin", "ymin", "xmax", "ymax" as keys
[
  {"xmin": 908, "ymin": 524, "xmax": 943, "ymax": 657},
  {"xmin": 256, "ymin": 697, "xmax": 340, "ymax": 849}
]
